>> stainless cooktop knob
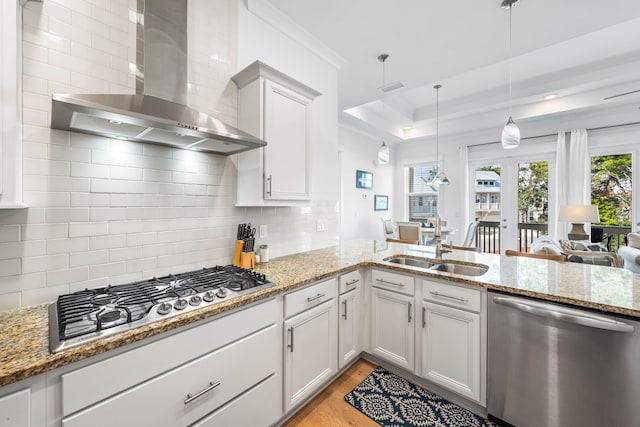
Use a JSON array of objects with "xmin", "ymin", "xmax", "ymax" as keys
[
  {"xmin": 157, "ymin": 302, "xmax": 173, "ymax": 315},
  {"xmin": 189, "ymin": 295, "xmax": 202, "ymax": 306},
  {"xmin": 216, "ymin": 288, "xmax": 228, "ymax": 298},
  {"xmin": 174, "ymin": 298, "xmax": 188, "ymax": 310},
  {"xmin": 203, "ymin": 290, "xmax": 216, "ymax": 302}
]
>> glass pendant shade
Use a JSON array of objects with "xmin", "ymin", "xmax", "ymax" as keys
[
  {"xmin": 377, "ymin": 141, "xmax": 389, "ymax": 164},
  {"xmin": 501, "ymin": 116, "xmax": 520, "ymax": 149}
]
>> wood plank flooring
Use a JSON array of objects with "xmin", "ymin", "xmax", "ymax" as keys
[{"xmin": 282, "ymin": 359, "xmax": 379, "ymax": 427}]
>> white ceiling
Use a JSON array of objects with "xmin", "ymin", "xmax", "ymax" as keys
[{"xmin": 265, "ymin": 0, "xmax": 640, "ymax": 145}]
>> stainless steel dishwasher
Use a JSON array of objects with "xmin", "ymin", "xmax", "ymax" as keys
[{"xmin": 488, "ymin": 291, "xmax": 640, "ymax": 427}]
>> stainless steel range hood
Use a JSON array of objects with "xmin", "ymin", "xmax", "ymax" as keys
[{"xmin": 50, "ymin": 0, "xmax": 266, "ymax": 155}]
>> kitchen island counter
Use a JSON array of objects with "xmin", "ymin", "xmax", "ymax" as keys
[{"xmin": 2, "ymin": 239, "xmax": 639, "ymax": 387}]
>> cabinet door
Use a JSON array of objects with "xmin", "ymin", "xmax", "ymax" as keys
[
  {"xmin": 0, "ymin": 388, "xmax": 30, "ymax": 427},
  {"xmin": 263, "ymin": 81, "xmax": 311, "ymax": 201},
  {"xmin": 338, "ymin": 288, "xmax": 360, "ymax": 369},
  {"xmin": 371, "ymin": 287, "xmax": 415, "ymax": 371},
  {"xmin": 283, "ymin": 298, "xmax": 337, "ymax": 412},
  {"xmin": 421, "ymin": 302, "xmax": 481, "ymax": 402}
]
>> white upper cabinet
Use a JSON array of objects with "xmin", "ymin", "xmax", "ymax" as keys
[
  {"xmin": 232, "ymin": 61, "xmax": 321, "ymax": 206},
  {"xmin": 0, "ymin": 0, "xmax": 25, "ymax": 209}
]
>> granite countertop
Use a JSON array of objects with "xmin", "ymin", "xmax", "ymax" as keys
[{"xmin": 1, "ymin": 239, "xmax": 639, "ymax": 388}]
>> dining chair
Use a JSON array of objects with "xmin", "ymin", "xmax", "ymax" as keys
[
  {"xmin": 505, "ymin": 249, "xmax": 566, "ymax": 262},
  {"xmin": 386, "ymin": 238, "xmax": 420, "ymax": 245},
  {"xmin": 462, "ymin": 220, "xmax": 480, "ymax": 247},
  {"xmin": 381, "ymin": 217, "xmax": 397, "ymax": 240},
  {"xmin": 396, "ymin": 221, "xmax": 421, "ymax": 243}
]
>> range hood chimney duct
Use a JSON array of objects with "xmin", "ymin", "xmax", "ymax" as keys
[{"xmin": 50, "ymin": 0, "xmax": 266, "ymax": 155}]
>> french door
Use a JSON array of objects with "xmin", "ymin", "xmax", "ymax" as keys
[{"xmin": 469, "ymin": 152, "xmax": 555, "ymax": 253}]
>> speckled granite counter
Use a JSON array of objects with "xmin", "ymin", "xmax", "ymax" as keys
[{"xmin": 2, "ymin": 239, "xmax": 639, "ymax": 388}]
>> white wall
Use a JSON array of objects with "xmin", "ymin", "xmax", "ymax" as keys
[
  {"xmin": 339, "ymin": 126, "xmax": 394, "ymax": 240},
  {"xmin": 0, "ymin": 0, "xmax": 341, "ymax": 311}
]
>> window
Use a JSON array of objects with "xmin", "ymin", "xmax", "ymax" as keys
[
  {"xmin": 406, "ymin": 164, "xmax": 438, "ymax": 222},
  {"xmin": 591, "ymin": 153, "xmax": 632, "ymax": 250}
]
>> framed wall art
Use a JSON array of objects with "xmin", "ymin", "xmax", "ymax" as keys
[
  {"xmin": 356, "ymin": 170, "xmax": 373, "ymax": 189},
  {"xmin": 374, "ymin": 194, "xmax": 389, "ymax": 211}
]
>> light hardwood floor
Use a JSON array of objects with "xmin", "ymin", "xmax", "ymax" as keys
[{"xmin": 281, "ymin": 359, "xmax": 379, "ymax": 426}]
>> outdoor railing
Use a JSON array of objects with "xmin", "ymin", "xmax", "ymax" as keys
[{"xmin": 476, "ymin": 222, "xmax": 632, "ymax": 254}]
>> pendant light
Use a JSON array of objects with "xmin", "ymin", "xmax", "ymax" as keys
[
  {"xmin": 501, "ymin": 0, "xmax": 520, "ymax": 149},
  {"xmin": 427, "ymin": 84, "xmax": 449, "ymax": 186},
  {"xmin": 377, "ymin": 54, "xmax": 390, "ymax": 164}
]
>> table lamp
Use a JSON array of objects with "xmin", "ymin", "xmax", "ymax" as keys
[{"xmin": 558, "ymin": 204, "xmax": 600, "ymax": 240}]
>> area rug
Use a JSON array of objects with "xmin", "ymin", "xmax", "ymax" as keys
[{"xmin": 344, "ymin": 367, "xmax": 496, "ymax": 427}]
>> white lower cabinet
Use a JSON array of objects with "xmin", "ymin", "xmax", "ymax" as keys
[
  {"xmin": 59, "ymin": 299, "xmax": 280, "ymax": 427},
  {"xmin": 0, "ymin": 375, "xmax": 45, "ymax": 427},
  {"xmin": 420, "ymin": 279, "xmax": 483, "ymax": 403},
  {"xmin": 371, "ymin": 287, "xmax": 415, "ymax": 371},
  {"xmin": 283, "ymin": 279, "xmax": 337, "ymax": 412},
  {"xmin": 338, "ymin": 288, "xmax": 360, "ymax": 369}
]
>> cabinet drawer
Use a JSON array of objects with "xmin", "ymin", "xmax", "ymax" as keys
[
  {"xmin": 192, "ymin": 374, "xmax": 281, "ymax": 427},
  {"xmin": 62, "ymin": 299, "xmax": 277, "ymax": 416},
  {"xmin": 423, "ymin": 280, "xmax": 481, "ymax": 313},
  {"xmin": 339, "ymin": 270, "xmax": 361, "ymax": 294},
  {"xmin": 62, "ymin": 325, "xmax": 278, "ymax": 427},
  {"xmin": 285, "ymin": 278, "xmax": 337, "ymax": 318},
  {"xmin": 372, "ymin": 269, "xmax": 415, "ymax": 296}
]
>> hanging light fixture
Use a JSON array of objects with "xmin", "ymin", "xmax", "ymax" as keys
[
  {"xmin": 425, "ymin": 84, "xmax": 449, "ymax": 187},
  {"xmin": 377, "ymin": 53, "xmax": 390, "ymax": 164},
  {"xmin": 501, "ymin": 0, "xmax": 520, "ymax": 149}
]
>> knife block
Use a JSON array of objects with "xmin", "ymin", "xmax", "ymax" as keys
[
  {"xmin": 240, "ymin": 251, "xmax": 255, "ymax": 269},
  {"xmin": 233, "ymin": 240, "xmax": 244, "ymax": 266}
]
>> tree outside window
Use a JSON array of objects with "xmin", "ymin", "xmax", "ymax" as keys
[{"xmin": 591, "ymin": 154, "xmax": 632, "ymax": 226}]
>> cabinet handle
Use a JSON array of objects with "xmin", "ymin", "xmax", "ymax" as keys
[
  {"xmin": 408, "ymin": 302, "xmax": 412, "ymax": 323},
  {"xmin": 184, "ymin": 381, "xmax": 221, "ymax": 404},
  {"xmin": 376, "ymin": 278, "xmax": 404, "ymax": 287},
  {"xmin": 429, "ymin": 290, "xmax": 468, "ymax": 303},
  {"xmin": 345, "ymin": 279, "xmax": 359, "ymax": 286},
  {"xmin": 266, "ymin": 174, "xmax": 272, "ymax": 196},
  {"xmin": 288, "ymin": 327, "xmax": 294, "ymax": 352},
  {"xmin": 342, "ymin": 300, "xmax": 348, "ymax": 319},
  {"xmin": 307, "ymin": 293, "xmax": 325, "ymax": 302},
  {"xmin": 422, "ymin": 306, "xmax": 426, "ymax": 328}
]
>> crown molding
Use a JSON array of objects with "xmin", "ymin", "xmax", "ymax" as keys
[{"xmin": 246, "ymin": 0, "xmax": 346, "ymax": 70}]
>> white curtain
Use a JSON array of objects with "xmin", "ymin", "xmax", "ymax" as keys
[
  {"xmin": 458, "ymin": 145, "xmax": 469, "ymax": 244},
  {"xmin": 554, "ymin": 129, "xmax": 589, "ymax": 240}
]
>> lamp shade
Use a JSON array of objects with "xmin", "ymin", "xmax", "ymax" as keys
[{"xmin": 558, "ymin": 205, "xmax": 600, "ymax": 223}]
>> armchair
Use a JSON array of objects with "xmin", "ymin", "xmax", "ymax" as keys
[{"xmin": 618, "ymin": 232, "xmax": 640, "ymax": 274}]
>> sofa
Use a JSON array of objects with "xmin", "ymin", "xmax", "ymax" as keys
[
  {"xmin": 530, "ymin": 236, "xmax": 623, "ymax": 267},
  {"xmin": 618, "ymin": 232, "xmax": 640, "ymax": 274}
]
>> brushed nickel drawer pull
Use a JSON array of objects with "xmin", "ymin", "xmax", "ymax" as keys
[
  {"xmin": 288, "ymin": 327, "xmax": 294, "ymax": 352},
  {"xmin": 342, "ymin": 300, "xmax": 348, "ymax": 319},
  {"xmin": 429, "ymin": 290, "xmax": 468, "ymax": 303},
  {"xmin": 184, "ymin": 381, "xmax": 221, "ymax": 404},
  {"xmin": 345, "ymin": 279, "xmax": 359, "ymax": 286},
  {"xmin": 408, "ymin": 302, "xmax": 412, "ymax": 323},
  {"xmin": 376, "ymin": 278, "xmax": 404, "ymax": 287},
  {"xmin": 266, "ymin": 174, "xmax": 272, "ymax": 196},
  {"xmin": 422, "ymin": 306, "xmax": 426, "ymax": 328},
  {"xmin": 307, "ymin": 293, "xmax": 325, "ymax": 302}
]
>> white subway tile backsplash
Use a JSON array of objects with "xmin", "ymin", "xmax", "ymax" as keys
[
  {"xmin": 22, "ymin": 108, "xmax": 49, "ymax": 127},
  {"xmin": 22, "ymin": 284, "xmax": 69, "ymax": 306},
  {"xmin": 70, "ymin": 249, "xmax": 109, "ymax": 267},
  {"xmin": 68, "ymin": 277, "xmax": 108, "ymax": 293},
  {"xmin": 0, "ymin": 273, "xmax": 45, "ymax": 293},
  {"xmin": 22, "ymin": 41, "xmax": 48, "ymax": 63},
  {"xmin": 22, "ymin": 254, "xmax": 68, "ymax": 274},
  {"xmin": 46, "ymin": 208, "xmax": 89, "ymax": 223},
  {"xmin": 71, "ymin": 162, "xmax": 109, "ymax": 178},
  {"xmin": 0, "ymin": 293, "xmax": 21, "ymax": 312},
  {"xmin": 109, "ymin": 246, "xmax": 142, "ymax": 262},
  {"xmin": 47, "ymin": 237, "xmax": 89, "ymax": 254},
  {"xmin": 143, "ymin": 169, "xmax": 171, "ymax": 182},
  {"xmin": 24, "ymin": 141, "xmax": 48, "ymax": 159},
  {"xmin": 23, "ymin": 26, "xmax": 71, "ymax": 54},
  {"xmin": 0, "ymin": 241, "xmax": 45, "ymax": 260},
  {"xmin": 125, "ymin": 232, "xmax": 157, "ymax": 246},
  {"xmin": 0, "ymin": 226, "xmax": 20, "ymax": 243},
  {"xmin": 90, "ymin": 207, "xmax": 126, "ymax": 221},
  {"xmin": 46, "ymin": 266, "xmax": 89, "ymax": 286},
  {"xmin": 89, "ymin": 261, "xmax": 126, "ymax": 279},
  {"xmin": 21, "ymin": 223, "xmax": 68, "ymax": 241},
  {"xmin": 50, "ymin": 16, "xmax": 91, "ymax": 46},
  {"xmin": 23, "ymin": 57, "xmax": 70, "ymax": 85},
  {"xmin": 89, "ymin": 234, "xmax": 125, "ymax": 250},
  {"xmin": 0, "ymin": 259, "xmax": 21, "ymax": 277},
  {"xmin": 50, "ymin": 145, "xmax": 92, "ymax": 162},
  {"xmin": 24, "ymin": 158, "xmax": 70, "ymax": 176},
  {"xmin": 125, "ymin": 257, "xmax": 157, "ymax": 274},
  {"xmin": 48, "ymin": 176, "xmax": 91, "ymax": 192},
  {"xmin": 109, "ymin": 194, "xmax": 144, "ymax": 207},
  {"xmin": 23, "ymin": 75, "xmax": 49, "ymax": 95},
  {"xmin": 110, "ymin": 166, "xmax": 142, "ymax": 181},
  {"xmin": 69, "ymin": 222, "xmax": 109, "ymax": 237},
  {"xmin": 71, "ymin": 193, "xmax": 110, "ymax": 207},
  {"xmin": 43, "ymin": 0, "xmax": 73, "ymax": 24},
  {"xmin": 24, "ymin": 175, "xmax": 48, "ymax": 192},
  {"xmin": 24, "ymin": 191, "xmax": 71, "ymax": 207}
]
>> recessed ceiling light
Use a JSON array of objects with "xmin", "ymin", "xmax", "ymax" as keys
[
  {"xmin": 543, "ymin": 94, "xmax": 557, "ymax": 101},
  {"xmin": 403, "ymin": 125, "xmax": 412, "ymax": 130},
  {"xmin": 109, "ymin": 120, "xmax": 122, "ymax": 124}
]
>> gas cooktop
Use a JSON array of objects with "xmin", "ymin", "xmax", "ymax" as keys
[{"xmin": 48, "ymin": 265, "xmax": 275, "ymax": 353}]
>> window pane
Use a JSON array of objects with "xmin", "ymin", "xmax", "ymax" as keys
[
  {"xmin": 474, "ymin": 165, "xmax": 501, "ymax": 254},
  {"xmin": 591, "ymin": 153, "xmax": 633, "ymax": 251},
  {"xmin": 407, "ymin": 165, "xmax": 438, "ymax": 222},
  {"xmin": 517, "ymin": 161, "xmax": 548, "ymax": 252}
]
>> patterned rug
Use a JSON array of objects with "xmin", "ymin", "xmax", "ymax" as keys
[{"xmin": 344, "ymin": 367, "xmax": 496, "ymax": 427}]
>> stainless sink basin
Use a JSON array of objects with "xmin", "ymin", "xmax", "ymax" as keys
[
  {"xmin": 385, "ymin": 256, "xmax": 488, "ymax": 277},
  {"xmin": 429, "ymin": 262, "xmax": 488, "ymax": 276}
]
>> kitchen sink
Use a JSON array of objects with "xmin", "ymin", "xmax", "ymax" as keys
[{"xmin": 385, "ymin": 256, "xmax": 488, "ymax": 277}]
